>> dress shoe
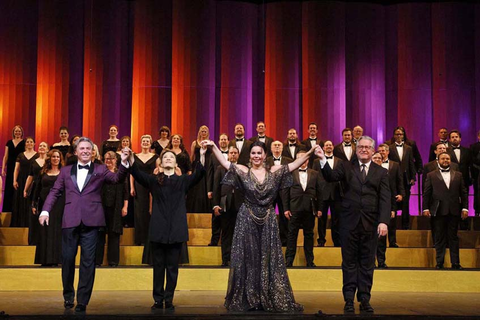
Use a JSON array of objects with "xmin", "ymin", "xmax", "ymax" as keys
[
  {"xmin": 64, "ymin": 300, "xmax": 74, "ymax": 309},
  {"xmin": 343, "ymin": 300, "xmax": 354, "ymax": 313},
  {"xmin": 451, "ymin": 263, "xmax": 464, "ymax": 270},
  {"xmin": 75, "ymin": 304, "xmax": 86, "ymax": 312},
  {"xmin": 306, "ymin": 262, "xmax": 316, "ymax": 268},
  {"xmin": 389, "ymin": 243, "xmax": 399, "ymax": 248},
  {"xmin": 151, "ymin": 301, "xmax": 163, "ymax": 309},
  {"xmin": 435, "ymin": 264, "xmax": 444, "ymax": 270},
  {"xmin": 359, "ymin": 299, "xmax": 374, "ymax": 313},
  {"xmin": 164, "ymin": 302, "xmax": 175, "ymax": 310},
  {"xmin": 317, "ymin": 243, "xmax": 325, "ymax": 247},
  {"xmin": 377, "ymin": 263, "xmax": 388, "ymax": 269},
  {"xmin": 109, "ymin": 263, "xmax": 118, "ymax": 267}
]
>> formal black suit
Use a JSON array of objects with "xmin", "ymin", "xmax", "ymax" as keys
[
  {"xmin": 388, "ymin": 143, "xmax": 416, "ymax": 229},
  {"xmin": 312, "ymin": 156, "xmax": 343, "ymax": 247},
  {"xmin": 282, "ymin": 142, "xmax": 306, "ymax": 160},
  {"xmin": 429, "ymin": 140, "xmax": 449, "ymax": 162},
  {"xmin": 301, "ymin": 138, "xmax": 324, "ymax": 168},
  {"xmin": 321, "ymin": 160, "xmax": 390, "ymax": 302},
  {"xmin": 228, "ymin": 138, "xmax": 252, "ymax": 166},
  {"xmin": 333, "ymin": 143, "xmax": 357, "ymax": 162},
  {"xmin": 212, "ymin": 165, "xmax": 244, "ymax": 264},
  {"xmin": 470, "ymin": 141, "xmax": 480, "ymax": 214},
  {"xmin": 249, "ymin": 135, "xmax": 273, "ymax": 157},
  {"xmin": 282, "ymin": 168, "xmax": 323, "ymax": 266},
  {"xmin": 423, "ymin": 170, "xmax": 468, "ymax": 266},
  {"xmin": 448, "ymin": 146, "xmax": 472, "ymax": 188}
]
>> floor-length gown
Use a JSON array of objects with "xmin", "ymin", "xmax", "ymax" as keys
[
  {"xmin": 186, "ymin": 143, "xmax": 211, "ymax": 213},
  {"xmin": 222, "ymin": 164, "xmax": 303, "ymax": 312},
  {"xmin": 28, "ymin": 160, "xmax": 43, "ymax": 245},
  {"xmin": 11, "ymin": 153, "xmax": 38, "ymax": 228},
  {"xmin": 3, "ymin": 139, "xmax": 25, "ymax": 212}
]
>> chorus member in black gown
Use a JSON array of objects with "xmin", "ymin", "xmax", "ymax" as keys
[
  {"xmin": 386, "ymin": 126, "xmax": 423, "ymax": 175},
  {"xmin": 334, "ymin": 128, "xmax": 356, "ymax": 162},
  {"xmin": 204, "ymin": 139, "xmax": 315, "ymax": 312},
  {"xmin": 33, "ymin": 149, "xmax": 64, "ymax": 266},
  {"xmin": 100, "ymin": 125, "xmax": 121, "ymax": 159},
  {"xmin": 352, "ymin": 126, "xmax": 364, "ymax": 144},
  {"xmin": 301, "ymin": 122, "xmax": 324, "ymax": 168},
  {"xmin": 151, "ymin": 126, "xmax": 171, "ymax": 156},
  {"xmin": 95, "ymin": 151, "xmax": 128, "ymax": 267},
  {"xmin": 470, "ymin": 130, "xmax": 480, "ymax": 216},
  {"xmin": 428, "ymin": 128, "xmax": 450, "ymax": 162},
  {"xmin": 51, "ymin": 126, "xmax": 70, "ymax": 158},
  {"xmin": 187, "ymin": 125, "xmax": 212, "ymax": 213},
  {"xmin": 117, "ymin": 136, "xmax": 134, "ymax": 227},
  {"xmin": 65, "ymin": 135, "xmax": 80, "ymax": 166},
  {"xmin": 91, "ymin": 145, "xmax": 103, "ymax": 165},
  {"xmin": 249, "ymin": 121, "xmax": 273, "ymax": 157},
  {"xmin": 12, "ymin": 137, "xmax": 38, "ymax": 228},
  {"xmin": 131, "ymin": 135, "xmax": 158, "ymax": 245},
  {"xmin": 282, "ymin": 128, "xmax": 306, "ymax": 160},
  {"xmin": 129, "ymin": 147, "xmax": 206, "ymax": 310},
  {"xmin": 2, "ymin": 125, "xmax": 25, "ymax": 212}
]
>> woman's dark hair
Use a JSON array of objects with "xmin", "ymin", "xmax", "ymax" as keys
[
  {"xmin": 41, "ymin": 149, "xmax": 64, "ymax": 175},
  {"xmin": 166, "ymin": 134, "xmax": 185, "ymax": 151},
  {"xmin": 158, "ymin": 126, "xmax": 171, "ymax": 138},
  {"xmin": 156, "ymin": 149, "xmax": 177, "ymax": 185},
  {"xmin": 249, "ymin": 141, "xmax": 267, "ymax": 154}
]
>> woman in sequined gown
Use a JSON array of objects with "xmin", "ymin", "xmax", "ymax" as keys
[{"xmin": 203, "ymin": 140, "xmax": 319, "ymax": 312}]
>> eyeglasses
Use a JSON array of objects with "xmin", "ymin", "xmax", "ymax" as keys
[{"xmin": 357, "ymin": 145, "xmax": 373, "ymax": 150}]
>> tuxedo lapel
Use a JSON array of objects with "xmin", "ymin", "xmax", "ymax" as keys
[
  {"xmin": 70, "ymin": 163, "xmax": 81, "ymax": 193},
  {"xmin": 435, "ymin": 170, "xmax": 449, "ymax": 190},
  {"xmin": 353, "ymin": 161, "xmax": 364, "ymax": 184},
  {"xmin": 82, "ymin": 163, "xmax": 95, "ymax": 192}
]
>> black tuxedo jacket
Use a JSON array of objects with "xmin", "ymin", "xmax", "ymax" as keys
[
  {"xmin": 470, "ymin": 142, "xmax": 480, "ymax": 180},
  {"xmin": 312, "ymin": 156, "xmax": 343, "ymax": 201},
  {"xmin": 212, "ymin": 165, "xmax": 244, "ymax": 213},
  {"xmin": 448, "ymin": 146, "xmax": 472, "ymax": 186},
  {"xmin": 249, "ymin": 135, "xmax": 273, "ymax": 156},
  {"xmin": 265, "ymin": 155, "xmax": 293, "ymax": 167},
  {"xmin": 282, "ymin": 142, "xmax": 306, "ymax": 160},
  {"xmin": 422, "ymin": 160, "xmax": 459, "ymax": 187},
  {"xmin": 281, "ymin": 169, "xmax": 323, "ymax": 213},
  {"xmin": 423, "ymin": 170, "xmax": 468, "ymax": 216},
  {"xmin": 333, "ymin": 143, "xmax": 357, "ymax": 162},
  {"xmin": 385, "ymin": 160, "xmax": 405, "ymax": 211},
  {"xmin": 321, "ymin": 160, "xmax": 391, "ymax": 231},
  {"xmin": 388, "ymin": 143, "xmax": 416, "ymax": 183},
  {"xmin": 228, "ymin": 138, "xmax": 252, "ymax": 166}
]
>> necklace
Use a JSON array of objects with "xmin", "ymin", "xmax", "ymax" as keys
[
  {"xmin": 247, "ymin": 206, "xmax": 271, "ymax": 225},
  {"xmin": 249, "ymin": 169, "xmax": 268, "ymax": 192}
]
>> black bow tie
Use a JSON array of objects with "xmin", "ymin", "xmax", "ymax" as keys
[
  {"xmin": 299, "ymin": 169, "xmax": 307, "ymax": 172},
  {"xmin": 325, "ymin": 156, "xmax": 333, "ymax": 159},
  {"xmin": 236, "ymin": 138, "xmax": 244, "ymax": 142},
  {"xmin": 289, "ymin": 144, "xmax": 296, "ymax": 147},
  {"xmin": 273, "ymin": 157, "xmax": 281, "ymax": 161},
  {"xmin": 258, "ymin": 135, "xmax": 265, "ymax": 139},
  {"xmin": 440, "ymin": 168, "xmax": 450, "ymax": 173},
  {"xmin": 344, "ymin": 143, "xmax": 351, "ymax": 147},
  {"xmin": 309, "ymin": 138, "xmax": 316, "ymax": 141},
  {"xmin": 383, "ymin": 160, "xmax": 389, "ymax": 164},
  {"xmin": 452, "ymin": 146, "xmax": 460, "ymax": 150},
  {"xmin": 221, "ymin": 151, "xmax": 228, "ymax": 154},
  {"xmin": 78, "ymin": 164, "xmax": 90, "ymax": 170},
  {"xmin": 396, "ymin": 143, "xmax": 404, "ymax": 147},
  {"xmin": 440, "ymin": 140, "xmax": 448, "ymax": 144}
]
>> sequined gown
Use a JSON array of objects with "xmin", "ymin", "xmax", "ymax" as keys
[{"xmin": 222, "ymin": 164, "xmax": 303, "ymax": 312}]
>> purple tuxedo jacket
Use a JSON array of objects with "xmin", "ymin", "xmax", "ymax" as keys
[{"xmin": 42, "ymin": 162, "xmax": 128, "ymax": 228}]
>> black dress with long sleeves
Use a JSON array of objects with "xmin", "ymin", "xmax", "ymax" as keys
[
  {"xmin": 175, "ymin": 150, "xmax": 192, "ymax": 175},
  {"xmin": 28, "ymin": 159, "xmax": 43, "ymax": 245},
  {"xmin": 186, "ymin": 143, "xmax": 212, "ymax": 212},
  {"xmin": 3, "ymin": 139, "xmax": 25, "ymax": 212}
]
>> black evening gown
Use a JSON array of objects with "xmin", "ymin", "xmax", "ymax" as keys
[
  {"xmin": 151, "ymin": 140, "xmax": 168, "ymax": 156},
  {"xmin": 3, "ymin": 139, "xmax": 25, "ymax": 212},
  {"xmin": 101, "ymin": 140, "xmax": 121, "ymax": 158},
  {"xmin": 34, "ymin": 173, "xmax": 64, "ymax": 265},
  {"xmin": 11, "ymin": 153, "xmax": 38, "ymax": 228},
  {"xmin": 175, "ymin": 150, "xmax": 192, "ymax": 175},
  {"xmin": 222, "ymin": 164, "xmax": 303, "ymax": 312},
  {"xmin": 186, "ymin": 143, "xmax": 212, "ymax": 213},
  {"xmin": 51, "ymin": 145, "xmax": 69, "ymax": 159},
  {"xmin": 28, "ymin": 160, "xmax": 43, "ymax": 245}
]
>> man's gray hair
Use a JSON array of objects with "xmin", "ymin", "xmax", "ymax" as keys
[
  {"xmin": 357, "ymin": 136, "xmax": 375, "ymax": 149},
  {"xmin": 74, "ymin": 137, "xmax": 94, "ymax": 150}
]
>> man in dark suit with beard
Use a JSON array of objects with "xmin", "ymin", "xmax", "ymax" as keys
[
  {"xmin": 249, "ymin": 121, "xmax": 273, "ymax": 157},
  {"xmin": 228, "ymin": 123, "xmax": 252, "ymax": 166},
  {"xmin": 448, "ymin": 130, "xmax": 472, "ymax": 191},
  {"xmin": 282, "ymin": 128, "xmax": 306, "ymax": 160},
  {"xmin": 334, "ymin": 128, "xmax": 356, "ymax": 162},
  {"xmin": 318, "ymin": 136, "xmax": 390, "ymax": 313},
  {"xmin": 301, "ymin": 122, "xmax": 324, "ymax": 168}
]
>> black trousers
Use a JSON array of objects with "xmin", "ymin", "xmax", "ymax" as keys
[
  {"xmin": 340, "ymin": 222, "xmax": 377, "ymax": 302},
  {"xmin": 151, "ymin": 242, "xmax": 183, "ymax": 304},
  {"xmin": 433, "ymin": 214, "xmax": 460, "ymax": 265},
  {"xmin": 95, "ymin": 229, "xmax": 121, "ymax": 265},
  {"xmin": 62, "ymin": 225, "xmax": 99, "ymax": 305},
  {"xmin": 400, "ymin": 183, "xmax": 412, "ymax": 229},
  {"xmin": 220, "ymin": 209, "xmax": 237, "ymax": 264},
  {"xmin": 317, "ymin": 200, "xmax": 341, "ymax": 247},
  {"xmin": 376, "ymin": 213, "xmax": 397, "ymax": 264},
  {"xmin": 210, "ymin": 213, "xmax": 222, "ymax": 246},
  {"xmin": 285, "ymin": 210, "xmax": 315, "ymax": 265}
]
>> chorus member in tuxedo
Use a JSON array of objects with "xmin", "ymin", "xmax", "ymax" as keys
[
  {"xmin": 389, "ymin": 128, "xmax": 416, "ymax": 230},
  {"xmin": 318, "ymin": 136, "xmax": 390, "ymax": 313},
  {"xmin": 95, "ymin": 151, "xmax": 128, "ymax": 267},
  {"xmin": 470, "ymin": 130, "xmax": 480, "ymax": 216},
  {"xmin": 151, "ymin": 126, "xmax": 171, "ymax": 156},
  {"xmin": 203, "ymin": 140, "xmax": 316, "ymax": 312},
  {"xmin": 283, "ymin": 128, "xmax": 306, "ymax": 160},
  {"xmin": 333, "ymin": 128, "xmax": 356, "ymax": 162},
  {"xmin": 12, "ymin": 137, "xmax": 38, "ymax": 229},
  {"xmin": 39, "ymin": 137, "xmax": 129, "ymax": 312},
  {"xmin": 130, "ymin": 135, "xmax": 158, "ymax": 245},
  {"xmin": 228, "ymin": 123, "xmax": 253, "ymax": 166},
  {"xmin": 100, "ymin": 125, "xmax": 121, "ymax": 159},
  {"xmin": 428, "ymin": 128, "xmax": 449, "ymax": 162},
  {"xmin": 212, "ymin": 146, "xmax": 244, "ymax": 266},
  {"xmin": 32, "ymin": 149, "xmax": 64, "ymax": 266},
  {"xmin": 283, "ymin": 150, "xmax": 323, "ymax": 267},
  {"xmin": 352, "ymin": 126, "xmax": 364, "ymax": 144},
  {"xmin": 52, "ymin": 126, "xmax": 70, "ymax": 158},
  {"xmin": 448, "ymin": 130, "xmax": 472, "ymax": 190},
  {"xmin": 65, "ymin": 135, "xmax": 80, "ymax": 166},
  {"xmin": 301, "ymin": 122, "xmax": 324, "ymax": 168},
  {"xmin": 423, "ymin": 143, "xmax": 459, "ymax": 185},
  {"xmin": 2, "ymin": 125, "xmax": 25, "ymax": 212},
  {"xmin": 249, "ymin": 121, "xmax": 273, "ymax": 156},
  {"xmin": 423, "ymin": 152, "xmax": 468, "ymax": 270},
  {"xmin": 386, "ymin": 126, "xmax": 423, "ymax": 175},
  {"xmin": 266, "ymin": 140, "xmax": 293, "ymax": 246},
  {"xmin": 129, "ymin": 147, "xmax": 206, "ymax": 310},
  {"xmin": 312, "ymin": 140, "xmax": 342, "ymax": 247}
]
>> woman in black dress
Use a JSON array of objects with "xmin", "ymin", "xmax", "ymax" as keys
[
  {"xmin": 129, "ymin": 147, "xmax": 206, "ymax": 310},
  {"xmin": 12, "ymin": 137, "xmax": 38, "ymax": 228},
  {"xmin": 65, "ymin": 135, "xmax": 80, "ymax": 166},
  {"xmin": 33, "ymin": 149, "xmax": 64, "ymax": 266},
  {"xmin": 101, "ymin": 125, "xmax": 121, "ymax": 159},
  {"xmin": 116, "ymin": 136, "xmax": 134, "ymax": 228},
  {"xmin": 51, "ymin": 126, "xmax": 70, "ymax": 158},
  {"xmin": 131, "ymin": 135, "xmax": 158, "ymax": 245},
  {"xmin": 166, "ymin": 134, "xmax": 191, "ymax": 175},
  {"xmin": 2, "ymin": 125, "xmax": 25, "ymax": 212},
  {"xmin": 151, "ymin": 126, "xmax": 170, "ymax": 155}
]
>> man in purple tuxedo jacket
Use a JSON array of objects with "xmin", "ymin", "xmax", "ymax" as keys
[{"xmin": 39, "ymin": 137, "xmax": 129, "ymax": 313}]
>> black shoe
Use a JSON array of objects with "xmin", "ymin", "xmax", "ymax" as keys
[
  {"xmin": 377, "ymin": 263, "xmax": 388, "ymax": 269},
  {"xmin": 64, "ymin": 301, "xmax": 74, "ymax": 309},
  {"xmin": 221, "ymin": 261, "xmax": 230, "ymax": 267},
  {"xmin": 109, "ymin": 263, "xmax": 118, "ymax": 267},
  {"xmin": 451, "ymin": 263, "xmax": 464, "ymax": 270},
  {"xmin": 359, "ymin": 299, "xmax": 374, "ymax": 313},
  {"xmin": 75, "ymin": 304, "xmax": 86, "ymax": 312},
  {"xmin": 389, "ymin": 243, "xmax": 399, "ymax": 248},
  {"xmin": 207, "ymin": 243, "xmax": 217, "ymax": 247},
  {"xmin": 151, "ymin": 301, "xmax": 163, "ymax": 309},
  {"xmin": 317, "ymin": 243, "xmax": 325, "ymax": 247},
  {"xmin": 165, "ymin": 302, "xmax": 175, "ymax": 310},
  {"xmin": 344, "ymin": 300, "xmax": 354, "ymax": 313},
  {"xmin": 435, "ymin": 264, "xmax": 444, "ymax": 270},
  {"xmin": 306, "ymin": 262, "xmax": 316, "ymax": 268}
]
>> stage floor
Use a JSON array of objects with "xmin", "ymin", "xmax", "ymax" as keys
[{"xmin": 1, "ymin": 291, "xmax": 480, "ymax": 318}]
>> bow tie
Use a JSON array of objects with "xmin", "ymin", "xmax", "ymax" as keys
[
  {"xmin": 309, "ymin": 138, "xmax": 316, "ymax": 141},
  {"xmin": 273, "ymin": 157, "xmax": 281, "ymax": 161},
  {"xmin": 344, "ymin": 143, "xmax": 351, "ymax": 147},
  {"xmin": 396, "ymin": 143, "xmax": 404, "ymax": 147},
  {"xmin": 440, "ymin": 140, "xmax": 448, "ymax": 144},
  {"xmin": 78, "ymin": 164, "xmax": 90, "ymax": 170},
  {"xmin": 452, "ymin": 146, "xmax": 460, "ymax": 150},
  {"xmin": 383, "ymin": 160, "xmax": 389, "ymax": 164},
  {"xmin": 236, "ymin": 138, "xmax": 244, "ymax": 142},
  {"xmin": 258, "ymin": 135, "xmax": 265, "ymax": 139},
  {"xmin": 440, "ymin": 168, "xmax": 450, "ymax": 173},
  {"xmin": 289, "ymin": 144, "xmax": 296, "ymax": 147},
  {"xmin": 325, "ymin": 156, "xmax": 333, "ymax": 159},
  {"xmin": 299, "ymin": 169, "xmax": 307, "ymax": 172},
  {"xmin": 221, "ymin": 151, "xmax": 228, "ymax": 154}
]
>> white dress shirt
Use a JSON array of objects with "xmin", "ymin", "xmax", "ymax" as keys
[
  {"xmin": 343, "ymin": 143, "xmax": 352, "ymax": 161},
  {"xmin": 76, "ymin": 161, "xmax": 92, "ymax": 192},
  {"xmin": 235, "ymin": 137, "xmax": 245, "ymax": 153},
  {"xmin": 453, "ymin": 146, "xmax": 461, "ymax": 162},
  {"xmin": 299, "ymin": 169, "xmax": 308, "ymax": 191},
  {"xmin": 395, "ymin": 143, "xmax": 404, "ymax": 161},
  {"xmin": 439, "ymin": 168, "xmax": 451, "ymax": 189},
  {"xmin": 309, "ymin": 137, "xmax": 317, "ymax": 147},
  {"xmin": 325, "ymin": 154, "xmax": 334, "ymax": 169},
  {"xmin": 258, "ymin": 135, "xmax": 266, "ymax": 143},
  {"xmin": 381, "ymin": 160, "xmax": 389, "ymax": 171},
  {"xmin": 289, "ymin": 145, "xmax": 296, "ymax": 159}
]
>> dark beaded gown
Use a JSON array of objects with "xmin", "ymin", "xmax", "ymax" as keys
[
  {"xmin": 11, "ymin": 153, "xmax": 38, "ymax": 228},
  {"xmin": 222, "ymin": 164, "xmax": 303, "ymax": 312},
  {"xmin": 3, "ymin": 139, "xmax": 25, "ymax": 212}
]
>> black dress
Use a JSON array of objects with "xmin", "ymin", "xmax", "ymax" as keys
[
  {"xmin": 175, "ymin": 150, "xmax": 192, "ymax": 175},
  {"xmin": 11, "ymin": 152, "xmax": 38, "ymax": 228},
  {"xmin": 133, "ymin": 154, "xmax": 158, "ymax": 245},
  {"xmin": 151, "ymin": 140, "xmax": 169, "ymax": 156},
  {"xmin": 101, "ymin": 140, "xmax": 121, "ymax": 158},
  {"xmin": 51, "ymin": 145, "xmax": 69, "ymax": 159},
  {"xmin": 186, "ymin": 143, "xmax": 212, "ymax": 213},
  {"xmin": 33, "ymin": 173, "xmax": 64, "ymax": 265},
  {"xmin": 28, "ymin": 160, "xmax": 44, "ymax": 245},
  {"xmin": 3, "ymin": 139, "xmax": 25, "ymax": 212}
]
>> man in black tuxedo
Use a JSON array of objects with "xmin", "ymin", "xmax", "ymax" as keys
[
  {"xmin": 228, "ymin": 123, "xmax": 252, "ymax": 166},
  {"xmin": 267, "ymin": 141, "xmax": 292, "ymax": 246},
  {"xmin": 312, "ymin": 140, "xmax": 342, "ymax": 247},
  {"xmin": 334, "ymin": 128, "xmax": 356, "ymax": 162},
  {"xmin": 212, "ymin": 146, "xmax": 244, "ymax": 267},
  {"xmin": 388, "ymin": 128, "xmax": 416, "ymax": 230},
  {"xmin": 282, "ymin": 128, "xmax": 306, "ymax": 160},
  {"xmin": 448, "ymin": 130, "xmax": 471, "ymax": 190},
  {"xmin": 301, "ymin": 122, "xmax": 324, "ymax": 168},
  {"xmin": 352, "ymin": 126, "xmax": 364, "ymax": 144},
  {"xmin": 428, "ymin": 128, "xmax": 449, "ymax": 162},
  {"xmin": 283, "ymin": 150, "xmax": 323, "ymax": 267},
  {"xmin": 249, "ymin": 121, "xmax": 273, "ymax": 156},
  {"xmin": 423, "ymin": 142, "xmax": 460, "ymax": 185},
  {"xmin": 470, "ymin": 130, "xmax": 480, "ymax": 216},
  {"xmin": 318, "ymin": 136, "xmax": 390, "ymax": 313},
  {"xmin": 423, "ymin": 152, "xmax": 468, "ymax": 270}
]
